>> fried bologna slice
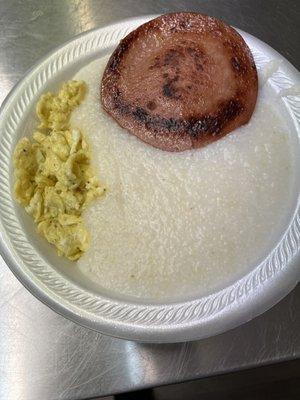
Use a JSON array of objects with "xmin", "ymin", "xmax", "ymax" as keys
[{"xmin": 101, "ymin": 12, "xmax": 258, "ymax": 151}]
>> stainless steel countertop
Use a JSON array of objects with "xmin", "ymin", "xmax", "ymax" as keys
[{"xmin": 0, "ymin": 1, "xmax": 299, "ymax": 399}]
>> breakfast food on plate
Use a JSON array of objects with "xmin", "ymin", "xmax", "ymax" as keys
[
  {"xmin": 101, "ymin": 12, "xmax": 258, "ymax": 152},
  {"xmin": 12, "ymin": 14, "xmax": 294, "ymax": 301},
  {"xmin": 13, "ymin": 81, "xmax": 105, "ymax": 260},
  {"xmin": 71, "ymin": 56, "xmax": 293, "ymax": 300}
]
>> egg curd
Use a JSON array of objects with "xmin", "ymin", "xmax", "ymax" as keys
[{"xmin": 13, "ymin": 81, "xmax": 105, "ymax": 260}]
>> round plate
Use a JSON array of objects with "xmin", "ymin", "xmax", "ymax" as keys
[{"xmin": 0, "ymin": 16, "xmax": 299, "ymax": 342}]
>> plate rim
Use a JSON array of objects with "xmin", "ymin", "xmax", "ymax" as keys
[{"xmin": 0, "ymin": 15, "xmax": 299, "ymax": 342}]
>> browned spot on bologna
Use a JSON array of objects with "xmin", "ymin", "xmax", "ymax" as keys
[
  {"xmin": 149, "ymin": 56, "xmax": 160, "ymax": 70},
  {"xmin": 187, "ymin": 46, "xmax": 205, "ymax": 71},
  {"xmin": 146, "ymin": 101, "xmax": 157, "ymax": 110},
  {"xmin": 163, "ymin": 48, "xmax": 182, "ymax": 67},
  {"xmin": 106, "ymin": 39, "xmax": 132, "ymax": 73},
  {"xmin": 131, "ymin": 98, "xmax": 243, "ymax": 138},
  {"xmin": 231, "ymin": 56, "xmax": 246, "ymax": 73},
  {"xmin": 187, "ymin": 99, "xmax": 243, "ymax": 137},
  {"xmin": 162, "ymin": 75, "xmax": 181, "ymax": 99}
]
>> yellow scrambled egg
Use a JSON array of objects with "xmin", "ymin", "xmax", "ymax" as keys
[{"xmin": 13, "ymin": 81, "xmax": 105, "ymax": 260}]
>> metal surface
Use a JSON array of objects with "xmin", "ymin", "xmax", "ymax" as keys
[{"xmin": 0, "ymin": 0, "xmax": 299, "ymax": 398}]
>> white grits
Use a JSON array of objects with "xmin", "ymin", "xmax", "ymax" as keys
[{"xmin": 71, "ymin": 55, "xmax": 294, "ymax": 301}]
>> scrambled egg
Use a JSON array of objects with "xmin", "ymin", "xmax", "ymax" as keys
[{"xmin": 13, "ymin": 81, "xmax": 105, "ymax": 260}]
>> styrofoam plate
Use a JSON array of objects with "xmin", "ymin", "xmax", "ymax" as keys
[{"xmin": 0, "ymin": 16, "xmax": 299, "ymax": 342}]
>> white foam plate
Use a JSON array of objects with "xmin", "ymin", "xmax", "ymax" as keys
[{"xmin": 0, "ymin": 16, "xmax": 299, "ymax": 342}]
